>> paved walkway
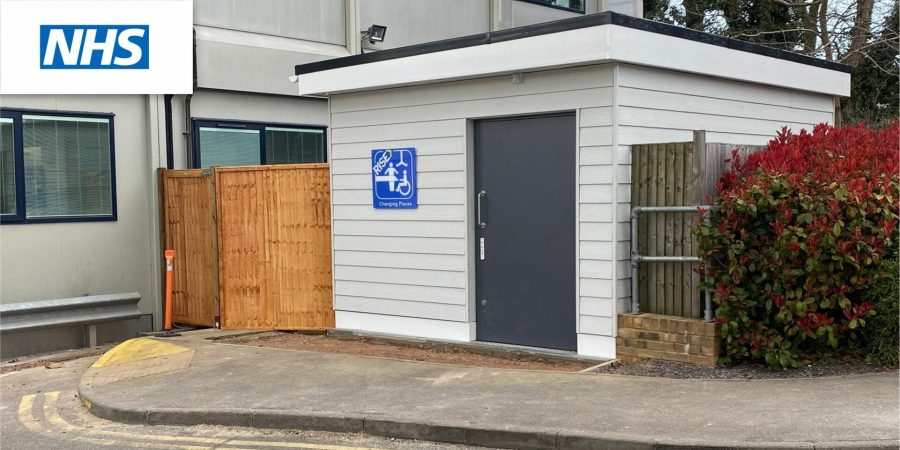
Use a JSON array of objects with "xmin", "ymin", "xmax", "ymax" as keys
[{"xmin": 78, "ymin": 333, "xmax": 900, "ymax": 450}]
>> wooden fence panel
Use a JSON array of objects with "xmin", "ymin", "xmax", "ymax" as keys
[
  {"xmin": 216, "ymin": 164, "xmax": 334, "ymax": 330},
  {"xmin": 161, "ymin": 170, "xmax": 217, "ymax": 327},
  {"xmin": 630, "ymin": 142, "xmax": 696, "ymax": 318},
  {"xmin": 631, "ymin": 132, "xmax": 765, "ymax": 318}
]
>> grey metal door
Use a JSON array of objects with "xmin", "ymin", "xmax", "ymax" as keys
[{"xmin": 474, "ymin": 114, "xmax": 576, "ymax": 351}]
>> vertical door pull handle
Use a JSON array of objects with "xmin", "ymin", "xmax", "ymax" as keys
[{"xmin": 477, "ymin": 190, "xmax": 487, "ymax": 229}]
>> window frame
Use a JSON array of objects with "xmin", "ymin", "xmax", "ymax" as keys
[
  {"xmin": 191, "ymin": 118, "xmax": 328, "ymax": 169},
  {"xmin": 0, "ymin": 108, "xmax": 118, "ymax": 225},
  {"xmin": 515, "ymin": 0, "xmax": 586, "ymax": 14}
]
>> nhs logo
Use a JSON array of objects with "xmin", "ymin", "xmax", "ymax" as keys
[{"xmin": 40, "ymin": 25, "xmax": 149, "ymax": 69}]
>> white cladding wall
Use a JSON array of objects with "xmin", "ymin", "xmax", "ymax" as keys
[
  {"xmin": 610, "ymin": 64, "xmax": 836, "ymax": 336},
  {"xmin": 615, "ymin": 64, "xmax": 835, "ymax": 146},
  {"xmin": 329, "ymin": 65, "xmax": 617, "ymax": 354},
  {"xmin": 0, "ymin": 95, "xmax": 155, "ymax": 316}
]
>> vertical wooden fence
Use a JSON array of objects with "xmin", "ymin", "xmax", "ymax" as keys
[
  {"xmin": 631, "ymin": 131, "xmax": 763, "ymax": 318},
  {"xmin": 216, "ymin": 164, "xmax": 333, "ymax": 330},
  {"xmin": 160, "ymin": 164, "xmax": 334, "ymax": 330}
]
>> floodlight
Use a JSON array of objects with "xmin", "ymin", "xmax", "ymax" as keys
[{"xmin": 361, "ymin": 25, "xmax": 387, "ymax": 45}]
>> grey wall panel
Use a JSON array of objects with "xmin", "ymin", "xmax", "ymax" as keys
[
  {"xmin": 510, "ymin": 1, "xmax": 582, "ymax": 27},
  {"xmin": 190, "ymin": 89, "xmax": 328, "ymax": 126},
  {"xmin": 194, "ymin": 0, "xmax": 346, "ymax": 45},
  {"xmin": 358, "ymin": 0, "xmax": 490, "ymax": 50},
  {"xmin": 195, "ymin": 37, "xmax": 346, "ymax": 96},
  {"xmin": 0, "ymin": 95, "xmax": 155, "ymax": 321}
]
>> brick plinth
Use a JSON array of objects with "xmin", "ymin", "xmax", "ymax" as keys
[{"xmin": 616, "ymin": 313, "xmax": 720, "ymax": 366}]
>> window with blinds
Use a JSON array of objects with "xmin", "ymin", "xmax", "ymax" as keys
[
  {"xmin": 0, "ymin": 110, "xmax": 116, "ymax": 223},
  {"xmin": 0, "ymin": 118, "xmax": 15, "ymax": 215},
  {"xmin": 193, "ymin": 120, "xmax": 325, "ymax": 168},
  {"xmin": 198, "ymin": 127, "xmax": 261, "ymax": 168},
  {"xmin": 265, "ymin": 127, "xmax": 325, "ymax": 164}
]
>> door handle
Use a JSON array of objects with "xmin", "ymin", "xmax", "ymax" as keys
[{"xmin": 477, "ymin": 190, "xmax": 487, "ymax": 229}]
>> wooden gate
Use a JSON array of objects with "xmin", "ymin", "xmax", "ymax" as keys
[
  {"xmin": 161, "ymin": 170, "xmax": 218, "ymax": 326},
  {"xmin": 630, "ymin": 131, "xmax": 763, "ymax": 318},
  {"xmin": 160, "ymin": 164, "xmax": 334, "ymax": 330}
]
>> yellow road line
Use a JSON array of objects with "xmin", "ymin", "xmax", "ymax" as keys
[
  {"xmin": 40, "ymin": 391, "xmax": 387, "ymax": 450},
  {"xmin": 17, "ymin": 394, "xmax": 45, "ymax": 434},
  {"xmin": 227, "ymin": 440, "xmax": 385, "ymax": 450},
  {"xmin": 22, "ymin": 392, "xmax": 212, "ymax": 450}
]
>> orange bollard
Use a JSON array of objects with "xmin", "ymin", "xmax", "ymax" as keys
[{"xmin": 164, "ymin": 250, "xmax": 175, "ymax": 331}]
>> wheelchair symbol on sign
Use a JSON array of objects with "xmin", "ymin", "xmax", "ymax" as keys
[
  {"xmin": 373, "ymin": 149, "xmax": 414, "ymax": 199},
  {"xmin": 372, "ymin": 147, "xmax": 417, "ymax": 208}
]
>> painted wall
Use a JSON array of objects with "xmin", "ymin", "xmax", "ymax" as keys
[
  {"xmin": 194, "ymin": 0, "xmax": 346, "ymax": 44},
  {"xmin": 509, "ymin": 1, "xmax": 586, "ymax": 27},
  {"xmin": 194, "ymin": 26, "xmax": 349, "ymax": 96},
  {"xmin": 193, "ymin": 0, "xmax": 600, "ymax": 96},
  {"xmin": 328, "ymin": 65, "xmax": 617, "ymax": 355},
  {"xmin": 359, "ymin": 0, "xmax": 490, "ymax": 50},
  {"xmin": 0, "ymin": 95, "xmax": 156, "ymax": 309}
]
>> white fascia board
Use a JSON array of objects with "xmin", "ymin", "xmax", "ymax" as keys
[
  {"xmin": 296, "ymin": 24, "xmax": 849, "ymax": 97},
  {"xmin": 296, "ymin": 25, "xmax": 613, "ymax": 95},
  {"xmin": 607, "ymin": 26, "xmax": 850, "ymax": 97}
]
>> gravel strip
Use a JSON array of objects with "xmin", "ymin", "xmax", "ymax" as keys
[
  {"xmin": 223, "ymin": 332, "xmax": 595, "ymax": 372},
  {"xmin": 594, "ymin": 359, "xmax": 893, "ymax": 379}
]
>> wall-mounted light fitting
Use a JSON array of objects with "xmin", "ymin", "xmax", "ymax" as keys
[{"xmin": 361, "ymin": 24, "xmax": 387, "ymax": 45}]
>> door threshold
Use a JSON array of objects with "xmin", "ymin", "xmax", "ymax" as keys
[
  {"xmin": 328, "ymin": 328, "xmax": 608, "ymax": 365},
  {"xmin": 473, "ymin": 340, "xmax": 583, "ymax": 359}
]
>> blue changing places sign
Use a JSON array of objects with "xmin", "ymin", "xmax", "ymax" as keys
[{"xmin": 371, "ymin": 147, "xmax": 417, "ymax": 209}]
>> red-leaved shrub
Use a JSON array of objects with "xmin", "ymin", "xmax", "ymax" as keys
[{"xmin": 697, "ymin": 122, "xmax": 899, "ymax": 368}]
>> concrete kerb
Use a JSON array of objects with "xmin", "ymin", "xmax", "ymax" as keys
[{"xmin": 78, "ymin": 381, "xmax": 896, "ymax": 450}]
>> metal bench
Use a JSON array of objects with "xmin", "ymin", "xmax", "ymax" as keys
[{"xmin": 0, "ymin": 292, "xmax": 142, "ymax": 347}]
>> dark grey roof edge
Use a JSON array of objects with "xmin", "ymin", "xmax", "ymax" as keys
[{"xmin": 295, "ymin": 12, "xmax": 850, "ymax": 76}]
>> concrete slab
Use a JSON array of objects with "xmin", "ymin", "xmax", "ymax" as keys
[{"xmin": 79, "ymin": 336, "xmax": 900, "ymax": 450}]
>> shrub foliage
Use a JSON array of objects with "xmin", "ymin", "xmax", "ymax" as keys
[{"xmin": 697, "ymin": 122, "xmax": 899, "ymax": 368}]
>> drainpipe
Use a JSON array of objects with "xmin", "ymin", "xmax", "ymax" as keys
[
  {"xmin": 184, "ymin": 28, "xmax": 197, "ymax": 168},
  {"xmin": 184, "ymin": 94, "xmax": 193, "ymax": 167},
  {"xmin": 163, "ymin": 94, "xmax": 174, "ymax": 169}
]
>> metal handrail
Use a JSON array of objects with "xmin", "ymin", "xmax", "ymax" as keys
[
  {"xmin": 630, "ymin": 206, "xmax": 714, "ymax": 322},
  {"xmin": 0, "ymin": 292, "xmax": 142, "ymax": 347}
]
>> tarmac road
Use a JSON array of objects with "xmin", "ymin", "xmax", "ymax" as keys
[{"xmin": 0, "ymin": 354, "xmax": 493, "ymax": 450}]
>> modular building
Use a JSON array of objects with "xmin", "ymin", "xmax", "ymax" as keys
[
  {"xmin": 294, "ymin": 12, "xmax": 850, "ymax": 358},
  {"xmin": 0, "ymin": 0, "xmax": 600, "ymax": 358}
]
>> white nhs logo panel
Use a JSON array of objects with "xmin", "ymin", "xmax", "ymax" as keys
[{"xmin": 40, "ymin": 25, "xmax": 149, "ymax": 69}]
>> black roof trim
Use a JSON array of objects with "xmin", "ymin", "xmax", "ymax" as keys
[{"xmin": 295, "ymin": 12, "xmax": 849, "ymax": 76}]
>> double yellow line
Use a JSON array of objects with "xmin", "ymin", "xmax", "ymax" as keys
[{"xmin": 18, "ymin": 392, "xmax": 383, "ymax": 450}]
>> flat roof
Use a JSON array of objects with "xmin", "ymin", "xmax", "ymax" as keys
[{"xmin": 295, "ymin": 12, "xmax": 849, "ymax": 76}]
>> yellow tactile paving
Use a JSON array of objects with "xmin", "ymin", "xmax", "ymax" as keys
[{"xmin": 91, "ymin": 338, "xmax": 191, "ymax": 368}]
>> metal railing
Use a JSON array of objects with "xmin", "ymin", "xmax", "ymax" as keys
[
  {"xmin": 630, "ymin": 206, "xmax": 713, "ymax": 322},
  {"xmin": 0, "ymin": 292, "xmax": 142, "ymax": 347}
]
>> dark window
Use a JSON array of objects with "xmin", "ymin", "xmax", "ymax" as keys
[
  {"xmin": 1, "ymin": 109, "xmax": 117, "ymax": 224},
  {"xmin": 193, "ymin": 120, "xmax": 326, "ymax": 168},
  {"xmin": 517, "ymin": 0, "xmax": 585, "ymax": 13},
  {"xmin": 0, "ymin": 118, "xmax": 15, "ymax": 215}
]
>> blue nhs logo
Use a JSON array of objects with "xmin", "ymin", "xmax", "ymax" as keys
[{"xmin": 40, "ymin": 25, "xmax": 149, "ymax": 69}]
